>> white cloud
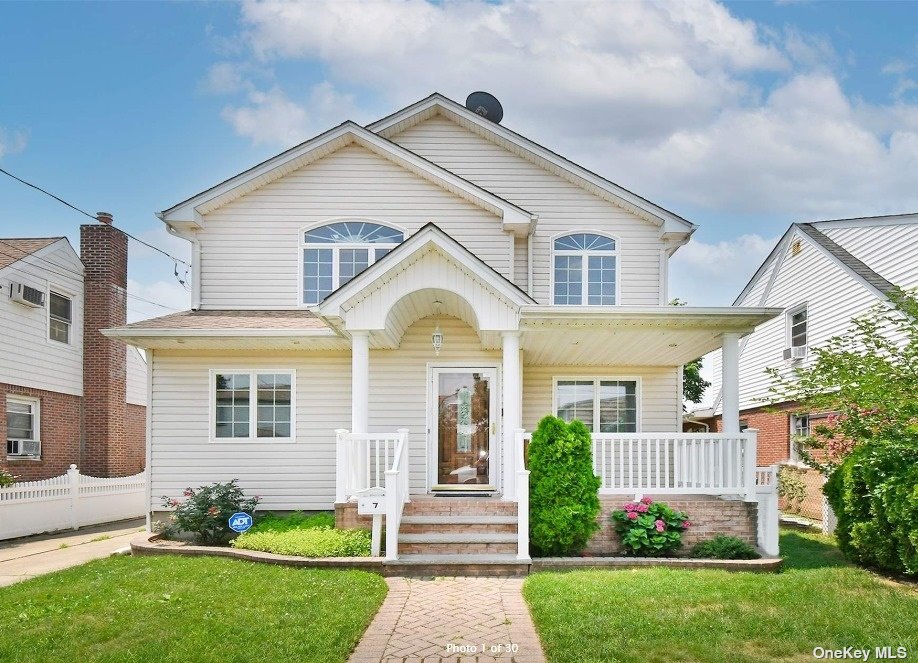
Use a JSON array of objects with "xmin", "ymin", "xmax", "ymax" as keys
[
  {"xmin": 0, "ymin": 127, "xmax": 28, "ymax": 159},
  {"xmin": 202, "ymin": 62, "xmax": 251, "ymax": 94},
  {"xmin": 669, "ymin": 233, "xmax": 780, "ymax": 306},
  {"xmin": 221, "ymin": 82, "xmax": 356, "ymax": 146},
  {"xmin": 126, "ymin": 278, "xmax": 190, "ymax": 323}
]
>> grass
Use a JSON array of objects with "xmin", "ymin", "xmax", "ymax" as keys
[
  {"xmin": 232, "ymin": 511, "xmax": 371, "ymax": 557},
  {"xmin": 0, "ymin": 555, "xmax": 387, "ymax": 663},
  {"xmin": 524, "ymin": 528, "xmax": 918, "ymax": 663}
]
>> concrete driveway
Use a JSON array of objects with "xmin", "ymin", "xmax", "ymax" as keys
[{"xmin": 0, "ymin": 518, "xmax": 145, "ymax": 587}]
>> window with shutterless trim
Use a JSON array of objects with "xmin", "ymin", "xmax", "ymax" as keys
[
  {"xmin": 211, "ymin": 370, "xmax": 295, "ymax": 440},
  {"xmin": 301, "ymin": 221, "xmax": 405, "ymax": 305},
  {"xmin": 7, "ymin": 395, "xmax": 40, "ymax": 457},
  {"xmin": 49, "ymin": 291, "xmax": 72, "ymax": 344},
  {"xmin": 553, "ymin": 377, "xmax": 639, "ymax": 432},
  {"xmin": 552, "ymin": 233, "xmax": 618, "ymax": 305}
]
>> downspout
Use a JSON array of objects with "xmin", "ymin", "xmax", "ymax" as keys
[
  {"xmin": 162, "ymin": 218, "xmax": 201, "ymax": 311},
  {"xmin": 526, "ymin": 216, "xmax": 537, "ymax": 298}
]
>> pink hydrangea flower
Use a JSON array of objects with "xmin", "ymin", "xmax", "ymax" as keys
[
  {"xmin": 640, "ymin": 496, "xmax": 653, "ymax": 505},
  {"xmin": 654, "ymin": 519, "xmax": 665, "ymax": 532},
  {"xmin": 183, "ymin": 488, "xmax": 194, "ymax": 497},
  {"xmin": 683, "ymin": 521, "xmax": 692, "ymax": 529},
  {"xmin": 636, "ymin": 503, "xmax": 649, "ymax": 513},
  {"xmin": 168, "ymin": 498, "xmax": 179, "ymax": 507},
  {"xmin": 624, "ymin": 503, "xmax": 637, "ymax": 512},
  {"xmin": 627, "ymin": 511, "xmax": 639, "ymax": 520}
]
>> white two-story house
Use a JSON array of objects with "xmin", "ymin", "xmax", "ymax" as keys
[{"xmin": 107, "ymin": 93, "xmax": 780, "ymax": 563}]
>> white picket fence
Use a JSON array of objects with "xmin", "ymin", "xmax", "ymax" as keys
[{"xmin": 0, "ymin": 464, "xmax": 146, "ymax": 540}]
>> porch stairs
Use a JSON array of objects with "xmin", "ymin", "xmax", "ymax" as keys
[{"xmin": 387, "ymin": 496, "xmax": 528, "ymax": 576}]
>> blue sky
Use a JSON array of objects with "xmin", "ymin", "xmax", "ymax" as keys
[{"xmin": 1, "ymin": 0, "xmax": 916, "ymax": 318}]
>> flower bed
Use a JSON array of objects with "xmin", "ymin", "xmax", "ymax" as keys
[
  {"xmin": 231, "ymin": 511, "xmax": 371, "ymax": 558},
  {"xmin": 611, "ymin": 497, "xmax": 690, "ymax": 556}
]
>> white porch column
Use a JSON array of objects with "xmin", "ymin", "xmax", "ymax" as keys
[
  {"xmin": 501, "ymin": 331, "xmax": 522, "ymax": 500},
  {"xmin": 721, "ymin": 332, "xmax": 740, "ymax": 433},
  {"xmin": 351, "ymin": 331, "xmax": 369, "ymax": 433}
]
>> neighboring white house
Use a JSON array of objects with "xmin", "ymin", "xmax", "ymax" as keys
[
  {"xmin": 698, "ymin": 214, "xmax": 917, "ymax": 478},
  {"xmin": 1, "ymin": 227, "xmax": 148, "ymax": 483},
  {"xmin": 106, "ymin": 93, "xmax": 780, "ymax": 562}
]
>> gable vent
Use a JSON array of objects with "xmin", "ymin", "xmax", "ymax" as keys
[
  {"xmin": 10, "ymin": 282, "xmax": 45, "ymax": 307},
  {"xmin": 791, "ymin": 239, "xmax": 802, "ymax": 257}
]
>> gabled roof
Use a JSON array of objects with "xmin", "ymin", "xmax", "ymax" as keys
[
  {"xmin": 734, "ymin": 213, "xmax": 912, "ymax": 306},
  {"xmin": 0, "ymin": 237, "xmax": 65, "ymax": 270},
  {"xmin": 317, "ymin": 222, "xmax": 536, "ymax": 318},
  {"xmin": 368, "ymin": 93, "xmax": 696, "ymax": 239},
  {"xmin": 109, "ymin": 309, "xmax": 329, "ymax": 333},
  {"xmin": 159, "ymin": 121, "xmax": 534, "ymax": 234}
]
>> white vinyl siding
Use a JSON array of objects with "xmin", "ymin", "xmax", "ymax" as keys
[
  {"xmin": 0, "ymin": 240, "xmax": 83, "ymax": 395},
  {"xmin": 125, "ymin": 346, "xmax": 148, "ymax": 406},
  {"xmin": 820, "ymin": 222, "xmax": 918, "ymax": 291},
  {"xmin": 197, "ymin": 144, "xmax": 512, "ymax": 309},
  {"xmin": 390, "ymin": 116, "xmax": 666, "ymax": 305}
]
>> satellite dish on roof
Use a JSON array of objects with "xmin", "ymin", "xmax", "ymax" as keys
[{"xmin": 465, "ymin": 91, "xmax": 503, "ymax": 124}]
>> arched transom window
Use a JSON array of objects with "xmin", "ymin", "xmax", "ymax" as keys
[
  {"xmin": 552, "ymin": 233, "xmax": 617, "ymax": 305},
  {"xmin": 302, "ymin": 221, "xmax": 404, "ymax": 304}
]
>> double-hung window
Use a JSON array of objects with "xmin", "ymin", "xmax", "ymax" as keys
[
  {"xmin": 789, "ymin": 414, "xmax": 810, "ymax": 462},
  {"xmin": 212, "ymin": 370, "xmax": 294, "ymax": 441},
  {"xmin": 788, "ymin": 305, "xmax": 807, "ymax": 348},
  {"xmin": 554, "ymin": 378, "xmax": 639, "ymax": 432},
  {"xmin": 7, "ymin": 396, "xmax": 40, "ymax": 457},
  {"xmin": 302, "ymin": 221, "xmax": 404, "ymax": 305},
  {"xmin": 49, "ymin": 292, "xmax": 72, "ymax": 344},
  {"xmin": 552, "ymin": 233, "xmax": 617, "ymax": 305}
]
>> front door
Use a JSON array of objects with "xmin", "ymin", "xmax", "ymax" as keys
[{"xmin": 429, "ymin": 367, "xmax": 498, "ymax": 489}]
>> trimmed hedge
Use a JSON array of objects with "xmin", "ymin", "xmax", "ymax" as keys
[
  {"xmin": 824, "ymin": 440, "xmax": 918, "ymax": 577},
  {"xmin": 690, "ymin": 535, "xmax": 760, "ymax": 560},
  {"xmin": 528, "ymin": 415, "xmax": 601, "ymax": 556}
]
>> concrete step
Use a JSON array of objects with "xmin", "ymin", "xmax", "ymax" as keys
[{"xmin": 399, "ymin": 532, "xmax": 517, "ymax": 544}]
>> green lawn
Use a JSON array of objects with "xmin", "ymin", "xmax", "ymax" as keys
[
  {"xmin": 0, "ymin": 555, "xmax": 387, "ymax": 663},
  {"xmin": 524, "ymin": 528, "xmax": 918, "ymax": 663}
]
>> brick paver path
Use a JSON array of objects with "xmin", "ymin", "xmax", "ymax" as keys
[{"xmin": 349, "ymin": 577, "xmax": 546, "ymax": 663}]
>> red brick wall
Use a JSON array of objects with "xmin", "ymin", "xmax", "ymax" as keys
[
  {"xmin": 0, "ymin": 383, "xmax": 82, "ymax": 482},
  {"xmin": 704, "ymin": 401, "xmax": 800, "ymax": 466},
  {"xmin": 80, "ymin": 221, "xmax": 131, "ymax": 477},
  {"xmin": 124, "ymin": 403, "xmax": 146, "ymax": 476}
]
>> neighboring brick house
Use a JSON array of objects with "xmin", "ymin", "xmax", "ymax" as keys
[
  {"xmin": 690, "ymin": 214, "xmax": 918, "ymax": 519},
  {"xmin": 0, "ymin": 215, "xmax": 147, "ymax": 482}
]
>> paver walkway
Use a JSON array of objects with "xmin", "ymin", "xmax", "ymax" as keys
[
  {"xmin": 0, "ymin": 518, "xmax": 145, "ymax": 587},
  {"xmin": 349, "ymin": 576, "xmax": 545, "ymax": 663}
]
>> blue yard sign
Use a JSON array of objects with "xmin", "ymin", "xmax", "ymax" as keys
[{"xmin": 228, "ymin": 512, "xmax": 253, "ymax": 533}]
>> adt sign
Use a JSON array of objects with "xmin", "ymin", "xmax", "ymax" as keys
[{"xmin": 228, "ymin": 512, "xmax": 253, "ymax": 533}]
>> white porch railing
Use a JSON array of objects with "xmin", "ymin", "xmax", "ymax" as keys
[
  {"xmin": 513, "ymin": 429, "xmax": 531, "ymax": 561},
  {"xmin": 755, "ymin": 465, "xmax": 780, "ymax": 556},
  {"xmin": 590, "ymin": 432, "xmax": 759, "ymax": 501},
  {"xmin": 0, "ymin": 464, "xmax": 146, "ymax": 540},
  {"xmin": 335, "ymin": 428, "xmax": 409, "ymax": 560}
]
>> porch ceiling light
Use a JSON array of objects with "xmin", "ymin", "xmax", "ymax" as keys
[{"xmin": 432, "ymin": 300, "xmax": 444, "ymax": 356}]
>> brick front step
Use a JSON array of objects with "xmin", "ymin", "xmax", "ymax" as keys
[
  {"xmin": 385, "ymin": 553, "xmax": 529, "ymax": 577},
  {"xmin": 399, "ymin": 514, "xmax": 518, "ymax": 535},
  {"xmin": 402, "ymin": 497, "xmax": 518, "ymax": 517},
  {"xmin": 399, "ymin": 541, "xmax": 518, "ymax": 555}
]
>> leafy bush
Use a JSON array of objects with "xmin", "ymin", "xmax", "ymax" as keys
[
  {"xmin": 252, "ymin": 511, "xmax": 335, "ymax": 533},
  {"xmin": 161, "ymin": 480, "xmax": 259, "ymax": 545},
  {"xmin": 690, "ymin": 535, "xmax": 761, "ymax": 560},
  {"xmin": 777, "ymin": 465, "xmax": 808, "ymax": 514},
  {"xmin": 824, "ymin": 439, "xmax": 918, "ymax": 577},
  {"xmin": 0, "ymin": 468, "xmax": 17, "ymax": 488},
  {"xmin": 611, "ymin": 498, "xmax": 689, "ymax": 556},
  {"xmin": 528, "ymin": 415, "xmax": 601, "ymax": 556},
  {"xmin": 232, "ymin": 527, "xmax": 371, "ymax": 557}
]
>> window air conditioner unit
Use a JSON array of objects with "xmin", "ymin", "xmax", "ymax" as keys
[
  {"xmin": 783, "ymin": 346, "xmax": 807, "ymax": 360},
  {"xmin": 9, "ymin": 439, "xmax": 41, "ymax": 457},
  {"xmin": 10, "ymin": 282, "xmax": 45, "ymax": 308}
]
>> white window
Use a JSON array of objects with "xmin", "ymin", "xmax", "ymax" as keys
[
  {"xmin": 301, "ymin": 221, "xmax": 404, "ymax": 305},
  {"xmin": 787, "ymin": 304, "xmax": 807, "ymax": 348},
  {"xmin": 554, "ymin": 378, "xmax": 639, "ymax": 432},
  {"xmin": 789, "ymin": 414, "xmax": 810, "ymax": 462},
  {"xmin": 552, "ymin": 233, "xmax": 618, "ymax": 305},
  {"xmin": 211, "ymin": 370, "xmax": 295, "ymax": 441},
  {"xmin": 49, "ymin": 292, "xmax": 72, "ymax": 344},
  {"xmin": 7, "ymin": 396, "xmax": 40, "ymax": 457}
]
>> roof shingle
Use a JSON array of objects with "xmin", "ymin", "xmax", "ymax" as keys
[
  {"xmin": 114, "ymin": 309, "xmax": 329, "ymax": 331},
  {"xmin": 0, "ymin": 237, "xmax": 63, "ymax": 270}
]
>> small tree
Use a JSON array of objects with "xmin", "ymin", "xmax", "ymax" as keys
[
  {"xmin": 528, "ymin": 415, "xmax": 601, "ymax": 556},
  {"xmin": 767, "ymin": 290, "xmax": 918, "ymax": 475}
]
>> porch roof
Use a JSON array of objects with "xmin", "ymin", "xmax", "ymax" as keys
[{"xmin": 519, "ymin": 306, "xmax": 781, "ymax": 365}]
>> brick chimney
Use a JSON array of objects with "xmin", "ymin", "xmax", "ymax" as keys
[{"xmin": 80, "ymin": 213, "xmax": 132, "ymax": 477}]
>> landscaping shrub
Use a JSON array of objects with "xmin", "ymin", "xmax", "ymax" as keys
[
  {"xmin": 252, "ymin": 511, "xmax": 335, "ymax": 533},
  {"xmin": 611, "ymin": 497, "xmax": 689, "ymax": 556},
  {"xmin": 161, "ymin": 479, "xmax": 259, "ymax": 545},
  {"xmin": 690, "ymin": 535, "xmax": 760, "ymax": 560},
  {"xmin": 0, "ymin": 468, "xmax": 17, "ymax": 488},
  {"xmin": 528, "ymin": 415, "xmax": 601, "ymax": 556},
  {"xmin": 824, "ymin": 439, "xmax": 918, "ymax": 577},
  {"xmin": 232, "ymin": 527, "xmax": 372, "ymax": 557}
]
